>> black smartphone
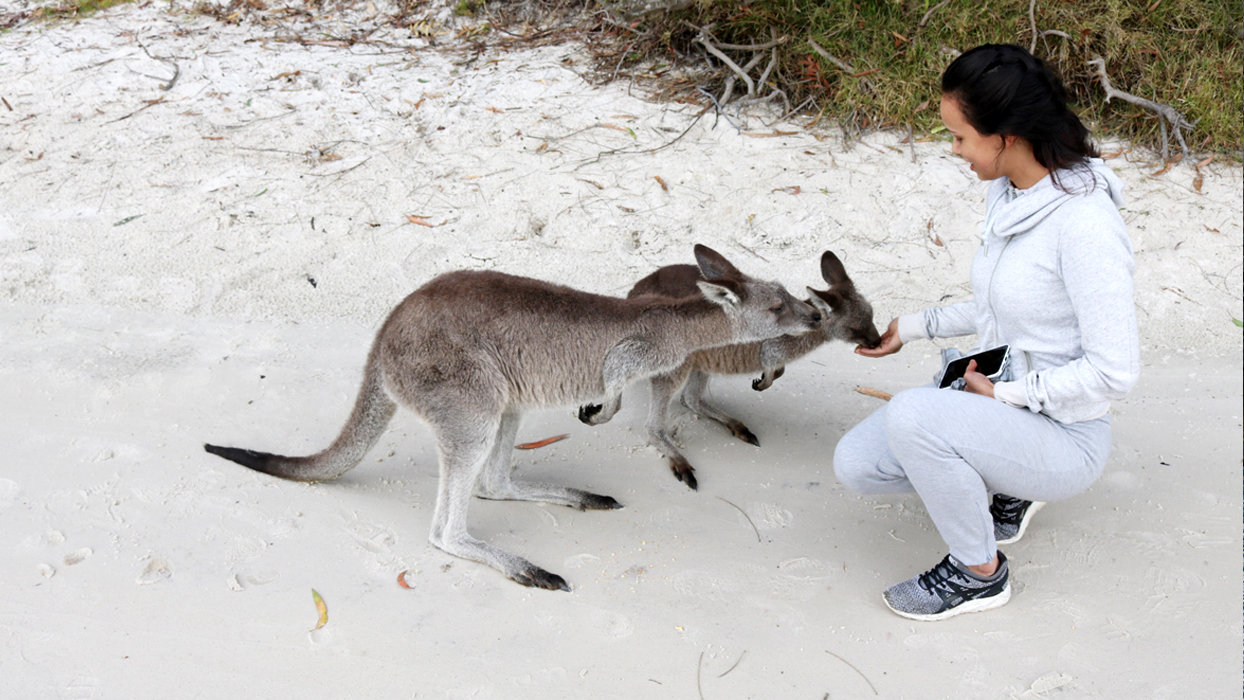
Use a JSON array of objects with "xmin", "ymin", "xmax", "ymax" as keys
[{"xmin": 938, "ymin": 345, "xmax": 1011, "ymax": 388}]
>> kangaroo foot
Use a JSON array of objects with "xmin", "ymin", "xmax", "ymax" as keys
[
  {"xmin": 730, "ymin": 425, "xmax": 760, "ymax": 447},
  {"xmin": 669, "ymin": 457, "xmax": 698, "ymax": 491},
  {"xmin": 574, "ymin": 492, "xmax": 624, "ymax": 510},
  {"xmin": 751, "ymin": 375, "xmax": 772, "ymax": 391},
  {"xmin": 511, "ymin": 565, "xmax": 571, "ymax": 592}
]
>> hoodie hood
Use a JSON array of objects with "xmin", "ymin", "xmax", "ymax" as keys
[{"xmin": 987, "ymin": 158, "xmax": 1126, "ymax": 239}]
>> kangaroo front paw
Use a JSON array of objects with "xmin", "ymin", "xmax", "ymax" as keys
[
  {"xmin": 577, "ymin": 403, "xmax": 603, "ymax": 424},
  {"xmin": 751, "ymin": 375, "xmax": 771, "ymax": 391},
  {"xmin": 512, "ymin": 566, "xmax": 571, "ymax": 592},
  {"xmin": 670, "ymin": 458, "xmax": 698, "ymax": 491}
]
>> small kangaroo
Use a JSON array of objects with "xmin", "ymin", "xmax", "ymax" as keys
[
  {"xmin": 205, "ymin": 245, "xmax": 820, "ymax": 591},
  {"xmin": 629, "ymin": 251, "xmax": 882, "ymax": 490}
]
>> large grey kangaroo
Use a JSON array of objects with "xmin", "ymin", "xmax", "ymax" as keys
[
  {"xmin": 629, "ymin": 251, "xmax": 882, "ymax": 490},
  {"xmin": 205, "ymin": 245, "xmax": 820, "ymax": 591}
]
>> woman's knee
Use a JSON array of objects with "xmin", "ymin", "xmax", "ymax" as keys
[{"xmin": 833, "ymin": 420, "xmax": 886, "ymax": 492}]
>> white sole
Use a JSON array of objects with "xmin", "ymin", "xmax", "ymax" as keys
[
  {"xmin": 996, "ymin": 501, "xmax": 1046, "ymax": 545},
  {"xmin": 884, "ymin": 581, "xmax": 1012, "ymax": 622}
]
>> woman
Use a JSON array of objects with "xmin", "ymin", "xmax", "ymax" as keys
[{"xmin": 833, "ymin": 44, "xmax": 1139, "ymax": 621}]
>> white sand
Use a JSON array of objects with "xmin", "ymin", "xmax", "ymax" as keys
[{"xmin": 2, "ymin": 4, "xmax": 1240, "ymax": 698}]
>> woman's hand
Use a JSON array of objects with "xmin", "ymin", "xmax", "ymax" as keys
[
  {"xmin": 855, "ymin": 318, "xmax": 902, "ymax": 358},
  {"xmin": 962, "ymin": 359, "xmax": 996, "ymax": 397}
]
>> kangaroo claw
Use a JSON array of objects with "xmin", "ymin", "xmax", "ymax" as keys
[
  {"xmin": 670, "ymin": 459, "xmax": 698, "ymax": 491},
  {"xmin": 734, "ymin": 427, "xmax": 760, "ymax": 447},
  {"xmin": 577, "ymin": 493, "xmax": 623, "ymax": 510},
  {"xmin": 513, "ymin": 567, "xmax": 571, "ymax": 592}
]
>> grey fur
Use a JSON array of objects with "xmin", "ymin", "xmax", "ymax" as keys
[
  {"xmin": 205, "ymin": 245, "xmax": 819, "ymax": 591},
  {"xmin": 628, "ymin": 251, "xmax": 881, "ymax": 490}
]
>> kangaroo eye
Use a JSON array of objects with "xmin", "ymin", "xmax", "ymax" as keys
[{"xmin": 771, "ymin": 304, "xmax": 785, "ymax": 313}]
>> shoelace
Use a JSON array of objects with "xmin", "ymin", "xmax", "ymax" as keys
[
  {"xmin": 917, "ymin": 557, "xmax": 971, "ymax": 593},
  {"xmin": 990, "ymin": 496, "xmax": 1029, "ymax": 525}
]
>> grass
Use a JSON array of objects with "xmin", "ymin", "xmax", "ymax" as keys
[
  {"xmin": 6, "ymin": 0, "xmax": 1239, "ymax": 157},
  {"xmin": 597, "ymin": 0, "xmax": 1242, "ymax": 158}
]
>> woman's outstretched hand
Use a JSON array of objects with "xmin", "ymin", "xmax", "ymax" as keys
[
  {"xmin": 855, "ymin": 318, "xmax": 902, "ymax": 358},
  {"xmin": 962, "ymin": 359, "xmax": 996, "ymax": 397}
]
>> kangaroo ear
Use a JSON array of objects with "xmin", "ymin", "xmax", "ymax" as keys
[
  {"xmin": 820, "ymin": 251, "xmax": 852, "ymax": 288},
  {"xmin": 809, "ymin": 287, "xmax": 843, "ymax": 313},
  {"xmin": 694, "ymin": 244, "xmax": 743, "ymax": 282},
  {"xmin": 698, "ymin": 279, "xmax": 743, "ymax": 308}
]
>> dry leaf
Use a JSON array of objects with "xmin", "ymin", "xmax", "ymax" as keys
[
  {"xmin": 486, "ymin": 106, "xmax": 503, "ymax": 114},
  {"xmin": 578, "ymin": 179, "xmax": 603, "ymax": 189},
  {"xmin": 405, "ymin": 215, "xmax": 433, "ymax": 227},
  {"xmin": 855, "ymin": 387, "xmax": 892, "ymax": 401},
  {"xmin": 1195, "ymin": 154, "xmax": 1214, "ymax": 168},
  {"xmin": 771, "ymin": 186, "xmax": 801, "ymax": 195},
  {"xmin": 654, "ymin": 175, "xmax": 668, "ymax": 191},
  {"xmin": 515, "ymin": 433, "xmax": 569, "ymax": 450},
  {"xmin": 931, "ymin": 234, "xmax": 944, "ymax": 247},
  {"xmin": 1193, "ymin": 173, "xmax": 1203, "ymax": 192},
  {"xmin": 311, "ymin": 589, "xmax": 328, "ymax": 631},
  {"xmin": 599, "ymin": 123, "xmax": 626, "ymax": 131},
  {"xmin": 914, "ymin": 99, "xmax": 929, "ymax": 113},
  {"xmin": 397, "ymin": 571, "xmax": 414, "ymax": 589},
  {"xmin": 743, "ymin": 130, "xmax": 798, "ymax": 138}
]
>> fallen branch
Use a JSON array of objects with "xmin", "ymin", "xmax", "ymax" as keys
[
  {"xmin": 807, "ymin": 38, "xmax": 875, "ymax": 95},
  {"xmin": 1087, "ymin": 55, "xmax": 1195, "ymax": 163}
]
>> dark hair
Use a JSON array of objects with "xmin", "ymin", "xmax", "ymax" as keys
[{"xmin": 942, "ymin": 44, "xmax": 1099, "ymax": 190}]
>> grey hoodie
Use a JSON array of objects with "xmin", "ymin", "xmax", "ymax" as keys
[{"xmin": 898, "ymin": 159, "xmax": 1140, "ymax": 424}]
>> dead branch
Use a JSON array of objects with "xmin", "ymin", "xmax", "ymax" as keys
[
  {"xmin": 807, "ymin": 37, "xmax": 875, "ymax": 95},
  {"xmin": 1028, "ymin": 0, "xmax": 1038, "ymax": 53},
  {"xmin": 919, "ymin": 0, "xmax": 951, "ymax": 27},
  {"xmin": 697, "ymin": 34, "xmax": 755, "ymax": 96},
  {"xmin": 1087, "ymin": 55, "xmax": 1195, "ymax": 162}
]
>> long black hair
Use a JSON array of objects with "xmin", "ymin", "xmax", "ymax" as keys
[{"xmin": 942, "ymin": 44, "xmax": 1099, "ymax": 191}]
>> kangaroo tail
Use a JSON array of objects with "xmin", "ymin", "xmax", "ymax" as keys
[{"xmin": 205, "ymin": 345, "xmax": 397, "ymax": 483}]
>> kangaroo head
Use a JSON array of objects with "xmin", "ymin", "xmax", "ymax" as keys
[
  {"xmin": 693, "ymin": 244, "xmax": 822, "ymax": 342},
  {"xmin": 805, "ymin": 251, "xmax": 883, "ymax": 349}
]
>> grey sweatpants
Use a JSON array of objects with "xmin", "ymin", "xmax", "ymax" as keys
[{"xmin": 833, "ymin": 386, "xmax": 1112, "ymax": 566}]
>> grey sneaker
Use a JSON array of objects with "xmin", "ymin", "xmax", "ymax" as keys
[
  {"xmin": 882, "ymin": 552, "xmax": 1011, "ymax": 621},
  {"xmin": 992, "ymin": 494, "xmax": 1046, "ymax": 545}
]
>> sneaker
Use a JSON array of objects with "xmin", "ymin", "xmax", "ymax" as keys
[
  {"xmin": 992, "ymin": 494, "xmax": 1046, "ymax": 545},
  {"xmin": 882, "ymin": 552, "xmax": 1011, "ymax": 621}
]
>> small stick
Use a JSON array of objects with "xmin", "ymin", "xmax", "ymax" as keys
[
  {"xmin": 717, "ymin": 496, "xmax": 761, "ymax": 542},
  {"xmin": 515, "ymin": 433, "xmax": 569, "ymax": 450},
  {"xmin": 1028, "ymin": 0, "xmax": 1038, "ymax": 53},
  {"xmin": 825, "ymin": 649, "xmax": 878, "ymax": 695},
  {"xmin": 697, "ymin": 651, "xmax": 705, "ymax": 700},
  {"xmin": 855, "ymin": 387, "xmax": 892, "ymax": 401},
  {"xmin": 718, "ymin": 650, "xmax": 747, "ymax": 678},
  {"xmin": 919, "ymin": 0, "xmax": 951, "ymax": 27}
]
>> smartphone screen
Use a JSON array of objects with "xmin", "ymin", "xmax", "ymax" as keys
[{"xmin": 939, "ymin": 346, "xmax": 1010, "ymax": 388}]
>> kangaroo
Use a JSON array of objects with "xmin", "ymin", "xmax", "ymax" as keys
[
  {"xmin": 629, "ymin": 251, "xmax": 882, "ymax": 490},
  {"xmin": 204, "ymin": 245, "xmax": 820, "ymax": 591}
]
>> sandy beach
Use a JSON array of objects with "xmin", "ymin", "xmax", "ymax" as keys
[{"xmin": 1, "ymin": 3, "xmax": 1241, "ymax": 698}]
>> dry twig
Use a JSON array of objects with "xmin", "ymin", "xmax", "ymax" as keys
[{"xmin": 1087, "ymin": 55, "xmax": 1195, "ymax": 162}]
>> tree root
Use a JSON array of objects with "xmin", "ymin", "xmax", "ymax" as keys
[{"xmin": 1087, "ymin": 55, "xmax": 1196, "ymax": 163}]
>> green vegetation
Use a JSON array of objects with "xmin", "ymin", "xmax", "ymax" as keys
[{"xmin": 604, "ymin": 0, "xmax": 1241, "ymax": 158}]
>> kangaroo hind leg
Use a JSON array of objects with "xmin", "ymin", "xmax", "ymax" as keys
[
  {"xmin": 426, "ymin": 413, "xmax": 570, "ymax": 591},
  {"xmin": 681, "ymin": 370, "xmax": 759, "ymax": 447},
  {"xmin": 475, "ymin": 410, "xmax": 622, "ymax": 511},
  {"xmin": 645, "ymin": 371, "xmax": 700, "ymax": 490}
]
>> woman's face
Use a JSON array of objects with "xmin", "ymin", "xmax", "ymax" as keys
[{"xmin": 940, "ymin": 95, "xmax": 1007, "ymax": 181}]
